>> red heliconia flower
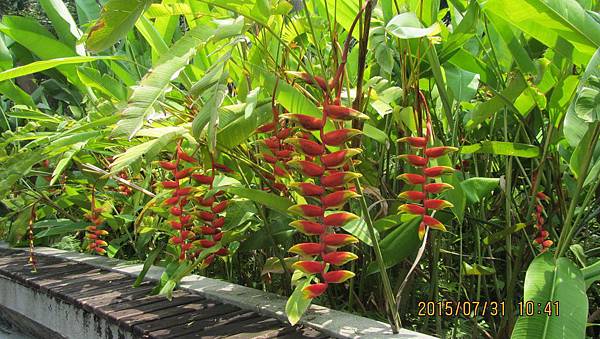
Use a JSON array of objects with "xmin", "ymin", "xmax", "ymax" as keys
[
  {"xmin": 162, "ymin": 181, "xmax": 179, "ymax": 189},
  {"xmin": 177, "ymin": 147, "xmax": 197, "ymax": 163},
  {"xmin": 321, "ymin": 172, "xmax": 361, "ymax": 187},
  {"xmin": 423, "ymin": 166, "xmax": 455, "ymax": 177},
  {"xmin": 275, "ymin": 149, "xmax": 294, "ymax": 158},
  {"xmin": 200, "ymin": 226, "xmax": 216, "ymax": 235},
  {"xmin": 423, "ymin": 199, "xmax": 454, "ymax": 210},
  {"xmin": 174, "ymin": 168, "xmax": 194, "ymax": 179},
  {"xmin": 320, "ymin": 149, "xmax": 361, "ymax": 168},
  {"xmin": 536, "ymin": 192, "xmax": 550, "ymax": 201},
  {"xmin": 203, "ymin": 254, "xmax": 216, "ymax": 266},
  {"xmin": 320, "ymin": 190, "xmax": 360, "ymax": 209},
  {"xmin": 214, "ymin": 163, "xmax": 233, "ymax": 173},
  {"xmin": 418, "ymin": 222, "xmax": 427, "ymax": 240},
  {"xmin": 276, "ymin": 128, "xmax": 292, "ymax": 139},
  {"xmin": 180, "ymin": 215, "xmax": 192, "ymax": 225},
  {"xmin": 398, "ymin": 136, "xmax": 428, "ymax": 148},
  {"xmin": 197, "ymin": 239, "xmax": 216, "ymax": 248},
  {"xmin": 286, "ymin": 71, "xmax": 329, "ymax": 91},
  {"xmin": 170, "ymin": 221, "xmax": 182, "ymax": 230},
  {"xmin": 323, "ymin": 212, "xmax": 359, "ymax": 226},
  {"xmin": 175, "ymin": 187, "xmax": 193, "ymax": 196},
  {"xmin": 399, "ymin": 204, "xmax": 426, "ymax": 215},
  {"xmin": 212, "ymin": 217, "xmax": 226, "ymax": 228},
  {"xmin": 424, "ymin": 183, "xmax": 454, "ymax": 194},
  {"xmin": 287, "ymin": 138, "xmax": 324, "ymax": 156},
  {"xmin": 211, "ymin": 201, "xmax": 228, "ymax": 213},
  {"xmin": 281, "ymin": 114, "xmax": 324, "ymax": 130},
  {"xmin": 199, "ymin": 211, "xmax": 216, "ymax": 221},
  {"xmin": 322, "ymin": 233, "xmax": 359, "ymax": 247},
  {"xmin": 159, "ymin": 161, "xmax": 177, "ymax": 170},
  {"xmin": 322, "ymin": 251, "xmax": 358, "ymax": 266},
  {"xmin": 198, "ymin": 196, "xmax": 216, "ymax": 207},
  {"xmin": 322, "ymin": 270, "xmax": 355, "ymax": 283},
  {"xmin": 322, "ymin": 129, "xmax": 362, "ymax": 146},
  {"xmin": 262, "ymin": 136, "xmax": 280, "ymax": 149},
  {"xmin": 216, "ymin": 248, "xmax": 229, "ymax": 256},
  {"xmin": 398, "ymin": 154, "xmax": 428, "ymax": 167},
  {"xmin": 289, "ymin": 220, "xmax": 326, "ymax": 235},
  {"xmin": 86, "ymin": 233, "xmax": 97, "ymax": 240},
  {"xmin": 424, "ymin": 146, "xmax": 458, "ymax": 158},
  {"xmin": 213, "ymin": 232, "xmax": 223, "ymax": 241},
  {"xmin": 323, "ymin": 105, "xmax": 368, "ymax": 120},
  {"xmin": 292, "ymin": 261, "xmax": 326, "ymax": 274},
  {"xmin": 287, "ymin": 160, "xmax": 324, "ymax": 177},
  {"xmin": 170, "ymin": 207, "xmax": 182, "ymax": 216},
  {"xmin": 192, "ymin": 174, "xmax": 214, "ymax": 185},
  {"xmin": 94, "ymin": 247, "xmax": 107, "ymax": 255},
  {"xmin": 164, "ymin": 196, "xmax": 180, "ymax": 205},
  {"xmin": 289, "ymin": 243, "xmax": 324, "ymax": 256},
  {"xmin": 288, "ymin": 204, "xmax": 324, "ymax": 218},
  {"xmin": 399, "ymin": 191, "xmax": 426, "ymax": 201},
  {"xmin": 302, "ymin": 283, "xmax": 328, "ymax": 299},
  {"xmin": 290, "ymin": 182, "xmax": 325, "ymax": 196},
  {"xmin": 422, "ymin": 215, "xmax": 446, "ymax": 231},
  {"xmin": 398, "ymin": 173, "xmax": 427, "ymax": 185},
  {"xmin": 261, "ymin": 153, "xmax": 278, "ymax": 164},
  {"xmin": 273, "ymin": 165, "xmax": 290, "ymax": 177},
  {"xmin": 257, "ymin": 122, "xmax": 276, "ymax": 133}
]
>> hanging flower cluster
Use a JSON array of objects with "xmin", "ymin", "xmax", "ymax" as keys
[
  {"xmin": 256, "ymin": 105, "xmax": 294, "ymax": 194},
  {"xmin": 533, "ymin": 191, "xmax": 552, "ymax": 252},
  {"xmin": 190, "ymin": 164, "xmax": 230, "ymax": 266},
  {"xmin": 84, "ymin": 191, "xmax": 109, "ymax": 255},
  {"xmin": 280, "ymin": 72, "xmax": 365, "ymax": 299},
  {"xmin": 159, "ymin": 141, "xmax": 230, "ymax": 264},
  {"xmin": 397, "ymin": 97, "xmax": 457, "ymax": 240}
]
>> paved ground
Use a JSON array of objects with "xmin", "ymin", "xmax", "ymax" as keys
[{"xmin": 0, "ymin": 315, "xmax": 33, "ymax": 339}]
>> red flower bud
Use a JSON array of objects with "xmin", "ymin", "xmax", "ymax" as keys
[
  {"xmin": 320, "ymin": 190, "xmax": 360, "ymax": 209},
  {"xmin": 214, "ymin": 163, "xmax": 233, "ymax": 173},
  {"xmin": 398, "ymin": 154, "xmax": 428, "ymax": 167},
  {"xmin": 180, "ymin": 215, "xmax": 192, "ymax": 225},
  {"xmin": 323, "ymin": 233, "xmax": 359, "ymax": 247},
  {"xmin": 424, "ymin": 183, "xmax": 454, "ymax": 194},
  {"xmin": 262, "ymin": 136, "xmax": 280, "ymax": 149},
  {"xmin": 424, "ymin": 146, "xmax": 458, "ymax": 158},
  {"xmin": 161, "ymin": 181, "xmax": 179, "ymax": 189},
  {"xmin": 399, "ymin": 204, "xmax": 425, "ymax": 215},
  {"xmin": 86, "ymin": 233, "xmax": 97, "ymax": 240},
  {"xmin": 323, "ymin": 105, "xmax": 368, "ymax": 120},
  {"xmin": 398, "ymin": 136, "xmax": 428, "ymax": 148},
  {"xmin": 289, "ymin": 242, "xmax": 323, "ymax": 256},
  {"xmin": 536, "ymin": 192, "xmax": 550, "ymax": 201},
  {"xmin": 323, "ymin": 212, "xmax": 359, "ymax": 226},
  {"xmin": 423, "ymin": 199, "xmax": 454, "ymax": 210},
  {"xmin": 276, "ymin": 128, "xmax": 292, "ymax": 140},
  {"xmin": 216, "ymin": 248, "xmax": 229, "ymax": 256},
  {"xmin": 287, "ymin": 160, "xmax": 324, "ymax": 177},
  {"xmin": 286, "ymin": 71, "xmax": 329, "ymax": 91},
  {"xmin": 212, "ymin": 217, "xmax": 226, "ymax": 228},
  {"xmin": 322, "ymin": 251, "xmax": 358, "ymax": 266},
  {"xmin": 321, "ymin": 171, "xmax": 361, "ymax": 187},
  {"xmin": 203, "ymin": 254, "xmax": 216, "ymax": 266},
  {"xmin": 302, "ymin": 283, "xmax": 328, "ymax": 299},
  {"xmin": 290, "ymin": 182, "xmax": 325, "ymax": 196},
  {"xmin": 322, "ymin": 270, "xmax": 355, "ymax": 283},
  {"xmin": 397, "ymin": 173, "xmax": 426, "ymax": 185},
  {"xmin": 198, "ymin": 196, "xmax": 215, "ymax": 207},
  {"xmin": 422, "ymin": 215, "xmax": 446, "ymax": 231},
  {"xmin": 423, "ymin": 166, "xmax": 455, "ymax": 177},
  {"xmin": 213, "ymin": 232, "xmax": 223, "ymax": 241},
  {"xmin": 273, "ymin": 165, "xmax": 290, "ymax": 177},
  {"xmin": 199, "ymin": 211, "xmax": 216, "ymax": 221},
  {"xmin": 94, "ymin": 247, "xmax": 107, "ymax": 255},
  {"xmin": 287, "ymin": 138, "xmax": 324, "ymax": 156},
  {"xmin": 257, "ymin": 122, "xmax": 276, "ymax": 133},
  {"xmin": 211, "ymin": 200, "xmax": 228, "ymax": 214},
  {"xmin": 170, "ymin": 221, "xmax": 182, "ymax": 230},
  {"xmin": 261, "ymin": 153, "xmax": 279, "ymax": 164},
  {"xmin": 177, "ymin": 147, "xmax": 197, "ymax": 163},
  {"xmin": 192, "ymin": 174, "xmax": 214, "ymax": 185},
  {"xmin": 275, "ymin": 149, "xmax": 293, "ymax": 158},
  {"xmin": 159, "ymin": 161, "xmax": 177, "ymax": 170},
  {"xmin": 174, "ymin": 168, "xmax": 194, "ymax": 179},
  {"xmin": 200, "ymin": 226, "xmax": 216, "ymax": 235},
  {"xmin": 288, "ymin": 204, "xmax": 324, "ymax": 218},
  {"xmin": 175, "ymin": 187, "xmax": 193, "ymax": 196},
  {"xmin": 322, "ymin": 129, "xmax": 362, "ymax": 146},
  {"xmin": 95, "ymin": 229, "xmax": 109, "ymax": 236},
  {"xmin": 164, "ymin": 196, "xmax": 180, "ymax": 205},
  {"xmin": 398, "ymin": 191, "xmax": 426, "ymax": 201},
  {"xmin": 289, "ymin": 220, "xmax": 326, "ymax": 235},
  {"xmin": 281, "ymin": 114, "xmax": 324, "ymax": 130},
  {"xmin": 320, "ymin": 149, "xmax": 361, "ymax": 168},
  {"xmin": 170, "ymin": 207, "xmax": 182, "ymax": 216},
  {"xmin": 197, "ymin": 239, "xmax": 216, "ymax": 248},
  {"xmin": 292, "ymin": 260, "xmax": 325, "ymax": 274},
  {"xmin": 542, "ymin": 240, "xmax": 553, "ymax": 248}
]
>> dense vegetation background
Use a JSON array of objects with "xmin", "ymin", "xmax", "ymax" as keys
[{"xmin": 0, "ymin": 0, "xmax": 599, "ymax": 338}]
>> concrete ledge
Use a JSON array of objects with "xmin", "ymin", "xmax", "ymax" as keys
[{"xmin": 0, "ymin": 243, "xmax": 434, "ymax": 339}]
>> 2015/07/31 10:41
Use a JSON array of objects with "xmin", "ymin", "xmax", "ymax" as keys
[{"xmin": 417, "ymin": 301, "xmax": 559, "ymax": 317}]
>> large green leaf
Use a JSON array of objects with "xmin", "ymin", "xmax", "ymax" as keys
[
  {"xmin": 285, "ymin": 277, "xmax": 312, "ymax": 325},
  {"xmin": 481, "ymin": 0, "xmax": 600, "ymax": 65},
  {"xmin": 39, "ymin": 0, "xmax": 83, "ymax": 54},
  {"xmin": 386, "ymin": 12, "xmax": 441, "ymax": 39},
  {"xmin": 34, "ymin": 219, "xmax": 88, "ymax": 238},
  {"xmin": 461, "ymin": 141, "xmax": 540, "ymax": 158},
  {"xmin": 0, "ymin": 56, "xmax": 120, "ymax": 82},
  {"xmin": 460, "ymin": 177, "xmax": 500, "ymax": 204},
  {"xmin": 511, "ymin": 253, "xmax": 587, "ymax": 339},
  {"xmin": 367, "ymin": 216, "xmax": 421, "ymax": 275},
  {"xmin": 112, "ymin": 17, "xmax": 243, "ymax": 139},
  {"xmin": 194, "ymin": 0, "xmax": 271, "ymax": 26},
  {"xmin": 227, "ymin": 187, "xmax": 293, "ymax": 215},
  {"xmin": 86, "ymin": 0, "xmax": 153, "ymax": 52}
]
